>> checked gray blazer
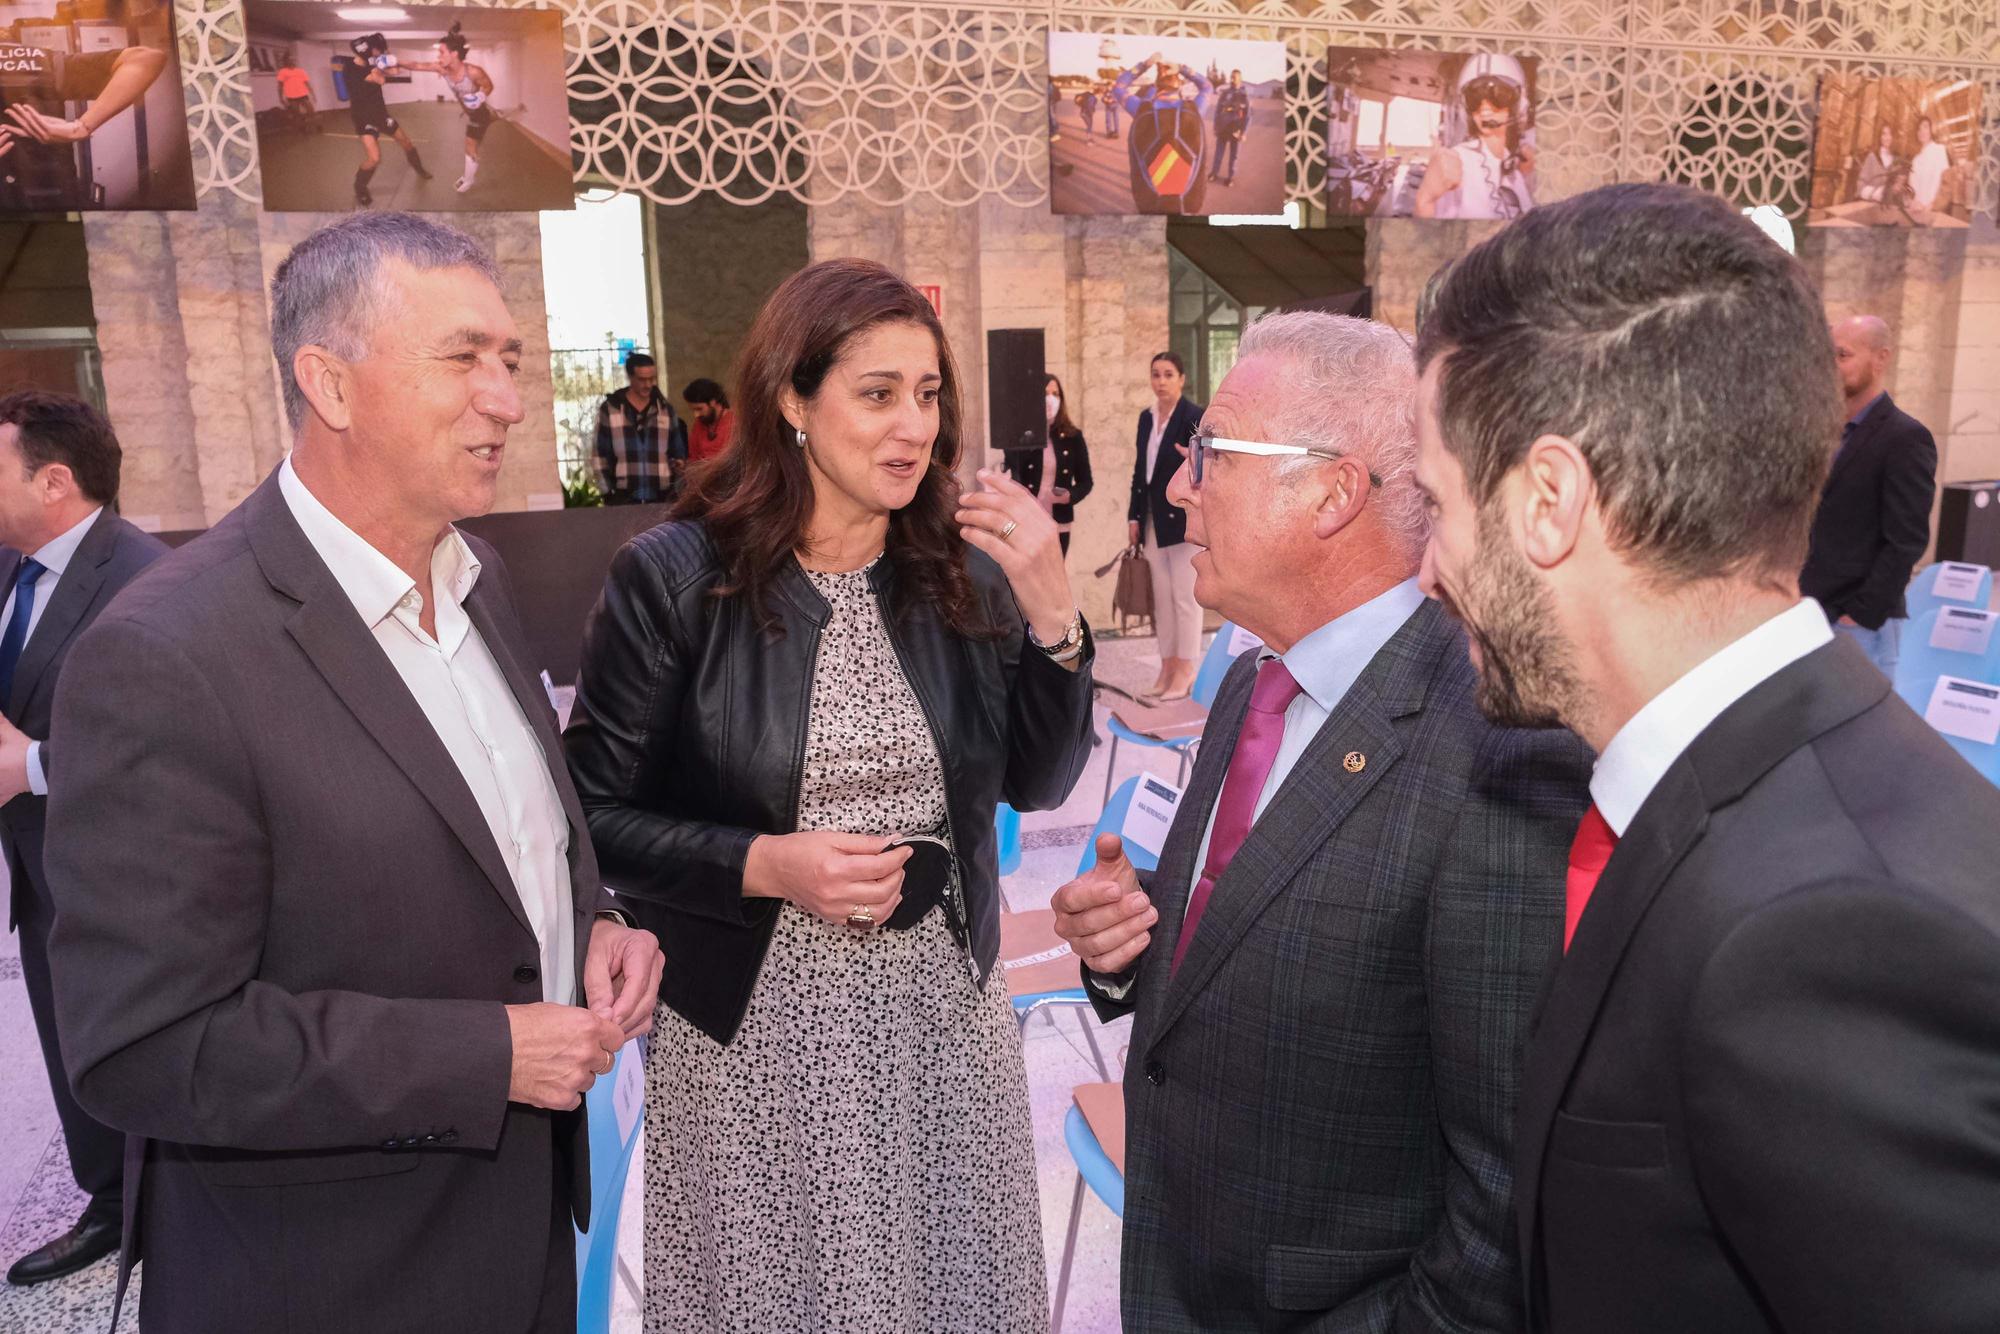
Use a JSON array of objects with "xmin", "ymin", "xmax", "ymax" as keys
[{"xmin": 1088, "ymin": 598, "xmax": 1592, "ymax": 1332}]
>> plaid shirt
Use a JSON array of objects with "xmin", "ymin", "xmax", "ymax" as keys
[{"xmin": 594, "ymin": 388, "xmax": 686, "ymax": 500}]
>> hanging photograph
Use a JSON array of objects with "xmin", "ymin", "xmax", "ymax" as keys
[
  {"xmin": 0, "ymin": 0, "xmax": 196, "ymax": 212},
  {"xmin": 1046, "ymin": 31, "xmax": 1287, "ymax": 217},
  {"xmin": 1324, "ymin": 48, "xmax": 1538, "ymax": 220},
  {"xmin": 1807, "ymin": 73, "xmax": 1981, "ymax": 228},
  {"xmin": 246, "ymin": 1, "xmax": 573, "ymax": 213}
]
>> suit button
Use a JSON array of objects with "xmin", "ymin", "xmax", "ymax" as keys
[
  {"xmin": 402, "ymin": 1137, "xmax": 419, "ymax": 1148},
  {"xmin": 441, "ymin": 1130, "xmax": 459, "ymax": 1144},
  {"xmin": 381, "ymin": 1139, "xmax": 398, "ymax": 1150},
  {"xmin": 1145, "ymin": 1060, "xmax": 1166, "ymax": 1086},
  {"xmin": 422, "ymin": 1134, "xmax": 438, "ymax": 1144},
  {"xmin": 514, "ymin": 964, "xmax": 539, "ymax": 984}
]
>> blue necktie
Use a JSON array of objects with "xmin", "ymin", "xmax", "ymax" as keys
[{"xmin": 0, "ymin": 558, "xmax": 47, "ymax": 706}]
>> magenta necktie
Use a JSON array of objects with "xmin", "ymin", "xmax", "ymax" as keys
[{"xmin": 1172, "ymin": 658, "xmax": 1303, "ymax": 975}]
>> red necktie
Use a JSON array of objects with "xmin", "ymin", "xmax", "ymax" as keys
[
  {"xmin": 1564, "ymin": 804, "xmax": 1618, "ymax": 951},
  {"xmin": 1172, "ymin": 658, "xmax": 1303, "ymax": 974}
]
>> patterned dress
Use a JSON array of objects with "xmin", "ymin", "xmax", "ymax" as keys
[{"xmin": 642, "ymin": 561, "xmax": 1048, "ymax": 1333}]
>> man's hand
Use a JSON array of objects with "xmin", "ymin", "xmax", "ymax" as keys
[
  {"xmin": 583, "ymin": 916, "xmax": 664, "ymax": 1041},
  {"xmin": 504, "ymin": 1002, "xmax": 625, "ymax": 1111},
  {"xmin": 1053, "ymin": 833, "xmax": 1157, "ymax": 976},
  {"xmin": 0, "ymin": 714, "xmax": 33, "ymax": 804}
]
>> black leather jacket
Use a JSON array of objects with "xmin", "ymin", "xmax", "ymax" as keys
[{"xmin": 563, "ymin": 519, "xmax": 1096, "ymax": 1044}]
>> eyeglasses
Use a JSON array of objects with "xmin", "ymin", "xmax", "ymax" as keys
[{"xmin": 1188, "ymin": 434, "xmax": 1382, "ymax": 488}]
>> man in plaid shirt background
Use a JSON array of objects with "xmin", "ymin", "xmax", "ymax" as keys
[{"xmin": 594, "ymin": 351, "xmax": 687, "ymax": 504}]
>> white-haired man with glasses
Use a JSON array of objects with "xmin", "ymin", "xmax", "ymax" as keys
[{"xmin": 1052, "ymin": 310, "xmax": 1591, "ymax": 1331}]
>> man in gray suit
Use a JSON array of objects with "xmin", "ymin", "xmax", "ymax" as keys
[
  {"xmin": 1053, "ymin": 312, "xmax": 1590, "ymax": 1331},
  {"xmin": 0, "ymin": 392, "xmax": 164, "ymax": 1285},
  {"xmin": 44, "ymin": 213, "xmax": 663, "ymax": 1331}
]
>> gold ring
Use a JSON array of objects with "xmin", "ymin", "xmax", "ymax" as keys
[
  {"xmin": 846, "ymin": 905, "xmax": 874, "ymax": 929},
  {"xmin": 999, "ymin": 519, "xmax": 1019, "ymax": 541}
]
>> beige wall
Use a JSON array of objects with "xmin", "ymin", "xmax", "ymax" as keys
[{"xmin": 88, "ymin": 199, "xmax": 560, "ymax": 531}]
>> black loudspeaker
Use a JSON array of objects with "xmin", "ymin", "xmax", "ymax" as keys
[
  {"xmin": 987, "ymin": 328, "xmax": 1047, "ymax": 454},
  {"xmin": 1937, "ymin": 480, "xmax": 2000, "ymax": 568}
]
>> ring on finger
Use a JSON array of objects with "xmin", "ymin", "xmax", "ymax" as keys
[
  {"xmin": 999, "ymin": 519, "xmax": 1019, "ymax": 541},
  {"xmin": 846, "ymin": 904, "xmax": 874, "ymax": 930}
]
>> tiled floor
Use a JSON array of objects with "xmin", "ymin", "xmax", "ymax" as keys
[{"xmin": 0, "ymin": 631, "xmax": 1194, "ymax": 1332}]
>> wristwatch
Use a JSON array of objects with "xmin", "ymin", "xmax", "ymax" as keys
[{"xmin": 1029, "ymin": 609, "xmax": 1086, "ymax": 663}]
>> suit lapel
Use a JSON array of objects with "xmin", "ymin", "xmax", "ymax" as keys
[
  {"xmin": 245, "ymin": 474, "xmax": 534, "ymax": 936},
  {"xmin": 7, "ymin": 511, "xmax": 115, "ymax": 717}
]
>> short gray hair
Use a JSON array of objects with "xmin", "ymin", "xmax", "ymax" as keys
[
  {"xmin": 1233, "ymin": 310, "xmax": 1425, "ymax": 558},
  {"xmin": 269, "ymin": 212, "xmax": 502, "ymax": 429}
]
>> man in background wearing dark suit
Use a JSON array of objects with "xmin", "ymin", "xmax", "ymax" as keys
[
  {"xmin": 1055, "ymin": 311, "xmax": 1590, "ymax": 1331},
  {"xmin": 0, "ymin": 392, "xmax": 163, "ymax": 1286},
  {"xmin": 1799, "ymin": 313, "xmax": 1938, "ymax": 676},
  {"xmin": 1414, "ymin": 183, "xmax": 2000, "ymax": 1334},
  {"xmin": 43, "ymin": 213, "xmax": 663, "ymax": 1332}
]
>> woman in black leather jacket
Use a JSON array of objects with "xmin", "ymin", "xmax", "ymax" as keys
[{"xmin": 564, "ymin": 259, "xmax": 1093, "ymax": 1331}]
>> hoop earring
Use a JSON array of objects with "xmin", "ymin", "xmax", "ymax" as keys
[{"xmin": 796, "ymin": 428, "xmax": 807, "ymax": 448}]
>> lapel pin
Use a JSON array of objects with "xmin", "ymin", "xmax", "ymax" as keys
[{"xmin": 1343, "ymin": 751, "xmax": 1366, "ymax": 773}]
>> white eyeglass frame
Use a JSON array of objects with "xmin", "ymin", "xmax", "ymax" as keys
[{"xmin": 1190, "ymin": 434, "xmax": 1380, "ymax": 487}]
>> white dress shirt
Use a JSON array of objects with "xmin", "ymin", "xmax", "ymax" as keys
[
  {"xmin": 279, "ymin": 461, "xmax": 576, "ymax": 1004},
  {"xmin": 1590, "ymin": 598, "xmax": 1833, "ymax": 837},
  {"xmin": 3, "ymin": 505, "xmax": 103, "ymax": 797}
]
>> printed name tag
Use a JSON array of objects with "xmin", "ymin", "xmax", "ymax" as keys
[
  {"xmin": 1120, "ymin": 774, "xmax": 1184, "ymax": 859},
  {"xmin": 1226, "ymin": 624, "xmax": 1263, "ymax": 657},
  {"xmin": 1924, "ymin": 675, "xmax": 2000, "ymax": 747},
  {"xmin": 1929, "ymin": 607, "xmax": 1998, "ymax": 656},
  {"xmin": 1932, "ymin": 562, "xmax": 1988, "ymax": 603},
  {"xmin": 1004, "ymin": 942, "xmax": 1073, "ymax": 970}
]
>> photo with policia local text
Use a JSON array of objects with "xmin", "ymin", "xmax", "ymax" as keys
[
  {"xmin": 245, "ymin": 1, "xmax": 572, "ymax": 213},
  {"xmin": 1046, "ymin": 31, "xmax": 1286, "ymax": 218},
  {"xmin": 1325, "ymin": 48, "xmax": 1538, "ymax": 220},
  {"xmin": 0, "ymin": 0, "xmax": 194, "ymax": 212}
]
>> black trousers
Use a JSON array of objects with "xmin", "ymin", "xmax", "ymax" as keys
[{"xmin": 16, "ymin": 873, "xmax": 124, "ymax": 1226}]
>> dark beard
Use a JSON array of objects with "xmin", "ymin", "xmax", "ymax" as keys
[{"xmin": 1440, "ymin": 507, "xmax": 1578, "ymax": 729}]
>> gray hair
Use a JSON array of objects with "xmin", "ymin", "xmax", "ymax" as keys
[
  {"xmin": 269, "ymin": 212, "xmax": 502, "ymax": 430},
  {"xmin": 1233, "ymin": 310, "xmax": 1426, "ymax": 559}
]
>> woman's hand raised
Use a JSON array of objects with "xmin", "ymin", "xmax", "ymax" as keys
[{"xmin": 956, "ymin": 468, "xmax": 1076, "ymax": 647}]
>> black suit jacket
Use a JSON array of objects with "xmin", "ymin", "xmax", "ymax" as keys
[
  {"xmin": 44, "ymin": 471, "xmax": 611, "ymax": 1333},
  {"xmin": 1799, "ymin": 392, "xmax": 1937, "ymax": 629},
  {"xmin": 1001, "ymin": 425, "xmax": 1093, "ymax": 526},
  {"xmin": 1519, "ymin": 637, "xmax": 2000, "ymax": 1334},
  {"xmin": 1089, "ymin": 600, "xmax": 1591, "ymax": 1332},
  {"xmin": 0, "ymin": 510, "xmax": 165, "ymax": 929},
  {"xmin": 1129, "ymin": 397, "xmax": 1201, "ymax": 547}
]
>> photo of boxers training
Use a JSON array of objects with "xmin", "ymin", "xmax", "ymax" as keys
[
  {"xmin": 0, "ymin": 0, "xmax": 194, "ymax": 212},
  {"xmin": 245, "ymin": 1, "xmax": 572, "ymax": 212},
  {"xmin": 1325, "ymin": 47, "xmax": 1538, "ymax": 219},
  {"xmin": 1046, "ymin": 31, "xmax": 1286, "ymax": 217},
  {"xmin": 1808, "ymin": 73, "xmax": 1982, "ymax": 228}
]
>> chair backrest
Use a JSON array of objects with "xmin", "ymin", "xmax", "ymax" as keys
[
  {"xmin": 1077, "ymin": 774, "xmax": 1164, "ymax": 876},
  {"xmin": 1907, "ymin": 561, "xmax": 1994, "ymax": 625},
  {"xmin": 575, "ymin": 1042, "xmax": 645, "ymax": 1331},
  {"xmin": 1893, "ymin": 606, "xmax": 2000, "ymax": 783},
  {"xmin": 1193, "ymin": 622, "xmax": 1261, "ymax": 707},
  {"xmin": 994, "ymin": 802, "xmax": 1023, "ymax": 877}
]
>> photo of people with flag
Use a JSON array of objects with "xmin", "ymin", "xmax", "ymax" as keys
[{"xmin": 1047, "ymin": 31, "xmax": 1286, "ymax": 217}]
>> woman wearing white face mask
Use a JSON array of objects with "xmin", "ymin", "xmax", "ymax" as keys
[{"xmin": 1003, "ymin": 375, "xmax": 1093, "ymax": 556}]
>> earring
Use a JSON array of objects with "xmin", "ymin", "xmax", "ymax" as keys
[{"xmin": 796, "ymin": 428, "xmax": 807, "ymax": 448}]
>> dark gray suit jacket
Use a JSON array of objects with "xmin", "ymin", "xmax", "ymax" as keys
[
  {"xmin": 44, "ymin": 470, "xmax": 610, "ymax": 1333},
  {"xmin": 0, "ymin": 510, "xmax": 166, "ymax": 928},
  {"xmin": 1519, "ymin": 637, "xmax": 2000, "ymax": 1333},
  {"xmin": 1090, "ymin": 599, "xmax": 1591, "ymax": 1332}
]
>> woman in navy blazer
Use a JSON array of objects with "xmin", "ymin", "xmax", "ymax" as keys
[{"xmin": 1128, "ymin": 350, "xmax": 1204, "ymax": 698}]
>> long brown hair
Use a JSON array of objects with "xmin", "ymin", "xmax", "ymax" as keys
[
  {"xmin": 675, "ymin": 258, "xmax": 986, "ymax": 632},
  {"xmin": 1045, "ymin": 374, "xmax": 1081, "ymax": 440}
]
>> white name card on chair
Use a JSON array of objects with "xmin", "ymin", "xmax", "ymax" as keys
[
  {"xmin": 1933, "ymin": 562, "xmax": 1988, "ymax": 603},
  {"xmin": 1121, "ymin": 775, "xmax": 1185, "ymax": 860},
  {"xmin": 1227, "ymin": 624, "xmax": 1264, "ymax": 658},
  {"xmin": 1930, "ymin": 607, "xmax": 1999, "ymax": 656},
  {"xmin": 1924, "ymin": 675, "xmax": 2000, "ymax": 746}
]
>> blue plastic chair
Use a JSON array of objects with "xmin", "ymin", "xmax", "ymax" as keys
[
  {"xmin": 994, "ymin": 802, "xmax": 1023, "ymax": 878},
  {"xmin": 1052, "ymin": 1089, "xmax": 1126, "ymax": 1334},
  {"xmin": 1893, "ymin": 607, "xmax": 2000, "ymax": 783},
  {"xmin": 575, "ymin": 1041, "xmax": 645, "ymax": 1332},
  {"xmin": 1906, "ymin": 561, "xmax": 1994, "ymax": 624},
  {"xmin": 1099, "ymin": 623, "xmax": 1257, "ymax": 803},
  {"xmin": 1076, "ymin": 774, "xmax": 1164, "ymax": 877}
]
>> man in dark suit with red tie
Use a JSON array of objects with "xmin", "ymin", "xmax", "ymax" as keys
[
  {"xmin": 0, "ymin": 392, "xmax": 164, "ymax": 1286},
  {"xmin": 1412, "ymin": 182, "xmax": 2000, "ymax": 1333}
]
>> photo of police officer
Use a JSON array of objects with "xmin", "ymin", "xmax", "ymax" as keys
[
  {"xmin": 1047, "ymin": 31, "xmax": 1286, "ymax": 218},
  {"xmin": 0, "ymin": 0, "xmax": 195, "ymax": 212},
  {"xmin": 247, "ymin": 1, "xmax": 573, "ymax": 214}
]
